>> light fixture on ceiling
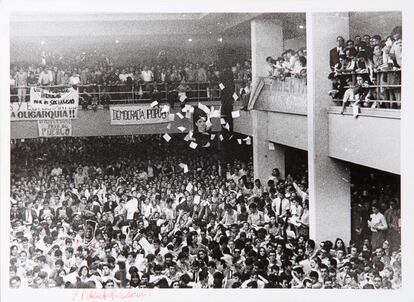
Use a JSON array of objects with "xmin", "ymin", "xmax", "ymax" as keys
[
  {"xmin": 218, "ymin": 37, "xmax": 223, "ymax": 43},
  {"xmin": 115, "ymin": 40, "xmax": 120, "ymax": 44},
  {"xmin": 188, "ymin": 38, "xmax": 193, "ymax": 42},
  {"xmin": 299, "ymin": 25, "xmax": 305, "ymax": 29},
  {"xmin": 40, "ymin": 40, "xmax": 45, "ymax": 45}
]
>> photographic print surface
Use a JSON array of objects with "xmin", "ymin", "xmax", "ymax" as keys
[{"xmin": 7, "ymin": 8, "xmax": 403, "ymax": 294}]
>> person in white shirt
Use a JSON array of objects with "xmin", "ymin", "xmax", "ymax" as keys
[
  {"xmin": 69, "ymin": 71, "xmax": 81, "ymax": 86},
  {"xmin": 38, "ymin": 67, "xmax": 53, "ymax": 86},
  {"xmin": 141, "ymin": 66, "xmax": 153, "ymax": 82},
  {"xmin": 368, "ymin": 204, "xmax": 388, "ymax": 250},
  {"xmin": 124, "ymin": 195, "xmax": 138, "ymax": 221},
  {"xmin": 272, "ymin": 192, "xmax": 290, "ymax": 219}
]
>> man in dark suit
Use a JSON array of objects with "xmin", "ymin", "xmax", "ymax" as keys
[
  {"xmin": 22, "ymin": 201, "xmax": 38, "ymax": 225},
  {"xmin": 330, "ymin": 36, "xmax": 346, "ymax": 71}
]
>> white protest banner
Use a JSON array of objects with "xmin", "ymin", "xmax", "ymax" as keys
[
  {"xmin": 38, "ymin": 120, "xmax": 72, "ymax": 137},
  {"xmin": 29, "ymin": 86, "xmax": 79, "ymax": 109},
  {"xmin": 10, "ymin": 102, "xmax": 78, "ymax": 121},
  {"xmin": 109, "ymin": 104, "xmax": 169, "ymax": 125}
]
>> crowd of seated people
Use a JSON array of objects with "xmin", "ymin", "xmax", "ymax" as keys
[
  {"xmin": 328, "ymin": 26, "xmax": 402, "ymax": 111},
  {"xmin": 265, "ymin": 48, "xmax": 307, "ymax": 80},
  {"xmin": 9, "ymin": 134, "xmax": 401, "ymax": 289},
  {"xmin": 10, "ymin": 49, "xmax": 252, "ymax": 105}
]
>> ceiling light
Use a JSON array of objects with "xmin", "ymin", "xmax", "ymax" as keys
[
  {"xmin": 299, "ymin": 25, "xmax": 305, "ymax": 29},
  {"xmin": 218, "ymin": 37, "xmax": 223, "ymax": 43},
  {"xmin": 115, "ymin": 40, "xmax": 119, "ymax": 44},
  {"xmin": 188, "ymin": 38, "xmax": 192, "ymax": 42},
  {"xmin": 40, "ymin": 41, "xmax": 45, "ymax": 45}
]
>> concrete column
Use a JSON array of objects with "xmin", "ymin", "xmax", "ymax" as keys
[
  {"xmin": 252, "ymin": 110, "xmax": 285, "ymax": 183},
  {"xmin": 307, "ymin": 12, "xmax": 352, "ymax": 244},
  {"xmin": 251, "ymin": 18, "xmax": 283, "ymax": 87}
]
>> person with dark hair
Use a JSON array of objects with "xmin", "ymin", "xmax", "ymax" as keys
[
  {"xmin": 330, "ymin": 36, "xmax": 346, "ymax": 70},
  {"xmin": 9, "ymin": 134, "xmax": 401, "ymax": 290},
  {"xmin": 368, "ymin": 204, "xmax": 388, "ymax": 250}
]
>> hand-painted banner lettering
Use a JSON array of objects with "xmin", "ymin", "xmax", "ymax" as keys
[
  {"xmin": 37, "ymin": 120, "xmax": 72, "ymax": 137},
  {"xmin": 10, "ymin": 102, "xmax": 77, "ymax": 121},
  {"xmin": 109, "ymin": 105, "xmax": 169, "ymax": 125},
  {"xmin": 30, "ymin": 87, "xmax": 79, "ymax": 108}
]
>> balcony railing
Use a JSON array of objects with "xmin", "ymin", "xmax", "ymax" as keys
[
  {"xmin": 330, "ymin": 69, "xmax": 401, "ymax": 109},
  {"xmin": 10, "ymin": 80, "xmax": 249, "ymax": 107}
]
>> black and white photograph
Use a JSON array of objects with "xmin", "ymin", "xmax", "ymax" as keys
[{"xmin": 1, "ymin": 1, "xmax": 413, "ymax": 302}]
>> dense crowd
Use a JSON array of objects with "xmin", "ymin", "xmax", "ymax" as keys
[
  {"xmin": 9, "ymin": 135, "xmax": 401, "ymax": 289},
  {"xmin": 10, "ymin": 48, "xmax": 252, "ymax": 105},
  {"xmin": 265, "ymin": 48, "xmax": 307, "ymax": 80},
  {"xmin": 327, "ymin": 26, "xmax": 402, "ymax": 110}
]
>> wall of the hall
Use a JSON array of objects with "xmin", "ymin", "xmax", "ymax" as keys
[
  {"xmin": 349, "ymin": 11, "xmax": 402, "ymax": 40},
  {"xmin": 328, "ymin": 109, "xmax": 400, "ymax": 175},
  {"xmin": 283, "ymin": 34, "xmax": 306, "ymax": 52}
]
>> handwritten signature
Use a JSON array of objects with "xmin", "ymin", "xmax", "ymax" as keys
[{"xmin": 73, "ymin": 289, "xmax": 151, "ymax": 301}]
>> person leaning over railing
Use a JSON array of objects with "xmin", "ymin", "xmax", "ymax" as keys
[{"xmin": 340, "ymin": 74, "xmax": 372, "ymax": 114}]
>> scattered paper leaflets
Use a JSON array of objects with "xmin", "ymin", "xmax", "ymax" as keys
[
  {"xmin": 182, "ymin": 104, "xmax": 192, "ymax": 112},
  {"xmin": 150, "ymin": 101, "xmax": 158, "ymax": 108},
  {"xmin": 166, "ymin": 123, "xmax": 171, "ymax": 130},
  {"xmin": 233, "ymin": 92, "xmax": 239, "ymax": 101},
  {"xmin": 161, "ymin": 105, "xmax": 170, "ymax": 113},
  {"xmin": 189, "ymin": 142, "xmax": 198, "ymax": 149},
  {"xmin": 185, "ymin": 111, "xmax": 192, "ymax": 119},
  {"xmin": 168, "ymin": 114, "xmax": 175, "ymax": 121},
  {"xmin": 139, "ymin": 237, "xmax": 155, "ymax": 255},
  {"xmin": 176, "ymin": 112, "xmax": 184, "ymax": 119},
  {"xmin": 231, "ymin": 111, "xmax": 240, "ymax": 118},
  {"xmin": 211, "ymin": 110, "xmax": 221, "ymax": 118},
  {"xmin": 219, "ymin": 83, "xmax": 225, "ymax": 90},
  {"xmin": 206, "ymin": 119, "xmax": 212, "ymax": 129},
  {"xmin": 268, "ymin": 142, "xmax": 275, "ymax": 150},
  {"xmin": 162, "ymin": 133, "xmax": 171, "ymax": 142},
  {"xmin": 210, "ymin": 134, "xmax": 216, "ymax": 140},
  {"xmin": 237, "ymin": 139, "xmax": 242, "ymax": 144},
  {"xmin": 186, "ymin": 182, "xmax": 193, "ymax": 192},
  {"xmin": 220, "ymin": 118, "xmax": 226, "ymax": 125},
  {"xmin": 184, "ymin": 131, "xmax": 193, "ymax": 142},
  {"xmin": 193, "ymin": 195, "xmax": 201, "ymax": 205},
  {"xmin": 223, "ymin": 123, "xmax": 230, "ymax": 131},
  {"xmin": 198, "ymin": 103, "xmax": 210, "ymax": 114},
  {"xmin": 203, "ymin": 142, "xmax": 211, "ymax": 148},
  {"xmin": 179, "ymin": 94, "xmax": 187, "ymax": 102},
  {"xmin": 219, "ymin": 134, "xmax": 224, "ymax": 141},
  {"xmin": 177, "ymin": 126, "xmax": 186, "ymax": 132},
  {"xmin": 245, "ymin": 137, "xmax": 251, "ymax": 145},
  {"xmin": 179, "ymin": 163, "xmax": 189, "ymax": 173}
]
